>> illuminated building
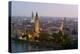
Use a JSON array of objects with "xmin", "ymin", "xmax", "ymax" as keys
[
  {"xmin": 59, "ymin": 18, "xmax": 64, "ymax": 35},
  {"xmin": 28, "ymin": 12, "xmax": 40, "ymax": 41}
]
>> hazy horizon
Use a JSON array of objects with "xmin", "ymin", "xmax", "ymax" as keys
[{"xmin": 11, "ymin": 1, "xmax": 78, "ymax": 18}]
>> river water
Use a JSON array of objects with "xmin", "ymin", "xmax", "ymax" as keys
[{"xmin": 11, "ymin": 39, "xmax": 55, "ymax": 53}]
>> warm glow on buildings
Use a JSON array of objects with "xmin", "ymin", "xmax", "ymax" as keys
[
  {"xmin": 27, "ymin": 12, "xmax": 40, "ymax": 41},
  {"xmin": 59, "ymin": 18, "xmax": 64, "ymax": 35},
  {"xmin": 34, "ymin": 12, "xmax": 40, "ymax": 33}
]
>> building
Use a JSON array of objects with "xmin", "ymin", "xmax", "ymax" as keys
[{"xmin": 28, "ymin": 12, "xmax": 41, "ymax": 41}]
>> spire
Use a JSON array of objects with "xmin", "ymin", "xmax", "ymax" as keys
[
  {"xmin": 35, "ymin": 12, "xmax": 38, "ymax": 20},
  {"xmin": 59, "ymin": 18, "xmax": 64, "ymax": 35},
  {"xmin": 32, "ymin": 12, "xmax": 33, "ymax": 17},
  {"xmin": 36, "ymin": 12, "xmax": 38, "ymax": 17},
  {"xmin": 34, "ymin": 12, "xmax": 40, "ymax": 33},
  {"xmin": 31, "ymin": 12, "xmax": 35, "ymax": 23}
]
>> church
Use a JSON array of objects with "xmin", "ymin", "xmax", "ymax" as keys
[
  {"xmin": 27, "ymin": 12, "xmax": 41, "ymax": 42},
  {"xmin": 18, "ymin": 12, "xmax": 64, "ymax": 42}
]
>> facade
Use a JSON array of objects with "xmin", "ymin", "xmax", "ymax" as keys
[{"xmin": 28, "ymin": 12, "xmax": 41, "ymax": 41}]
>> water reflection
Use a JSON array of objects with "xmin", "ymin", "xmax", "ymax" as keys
[
  {"xmin": 11, "ymin": 39, "xmax": 49, "ymax": 53},
  {"xmin": 11, "ymin": 38, "xmax": 78, "ymax": 53}
]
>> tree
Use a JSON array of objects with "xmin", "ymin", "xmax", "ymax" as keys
[
  {"xmin": 52, "ymin": 32, "xmax": 61, "ymax": 44},
  {"xmin": 60, "ymin": 34, "xmax": 71, "ymax": 49},
  {"xmin": 51, "ymin": 31, "xmax": 71, "ymax": 49},
  {"xmin": 39, "ymin": 32, "xmax": 50, "ymax": 41}
]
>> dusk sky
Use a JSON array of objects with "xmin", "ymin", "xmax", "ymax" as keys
[{"xmin": 11, "ymin": 1, "xmax": 78, "ymax": 17}]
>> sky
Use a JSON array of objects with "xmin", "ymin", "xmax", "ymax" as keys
[{"xmin": 11, "ymin": 1, "xmax": 78, "ymax": 17}]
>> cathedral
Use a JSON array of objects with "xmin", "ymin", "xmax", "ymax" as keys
[
  {"xmin": 28, "ymin": 12, "xmax": 41, "ymax": 41},
  {"xmin": 18, "ymin": 12, "xmax": 64, "ymax": 41}
]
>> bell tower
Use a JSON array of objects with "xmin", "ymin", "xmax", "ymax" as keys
[
  {"xmin": 59, "ymin": 18, "xmax": 64, "ymax": 35},
  {"xmin": 34, "ymin": 12, "xmax": 40, "ymax": 33}
]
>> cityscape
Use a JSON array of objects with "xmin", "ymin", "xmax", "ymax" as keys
[{"xmin": 9, "ymin": 1, "xmax": 78, "ymax": 53}]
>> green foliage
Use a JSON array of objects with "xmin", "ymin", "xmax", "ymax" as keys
[
  {"xmin": 51, "ymin": 31, "xmax": 71, "ymax": 49},
  {"xmin": 38, "ymin": 31, "xmax": 72, "ymax": 49},
  {"xmin": 58, "ymin": 30, "xmax": 63, "ymax": 36},
  {"xmin": 39, "ymin": 32, "xmax": 50, "ymax": 41}
]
